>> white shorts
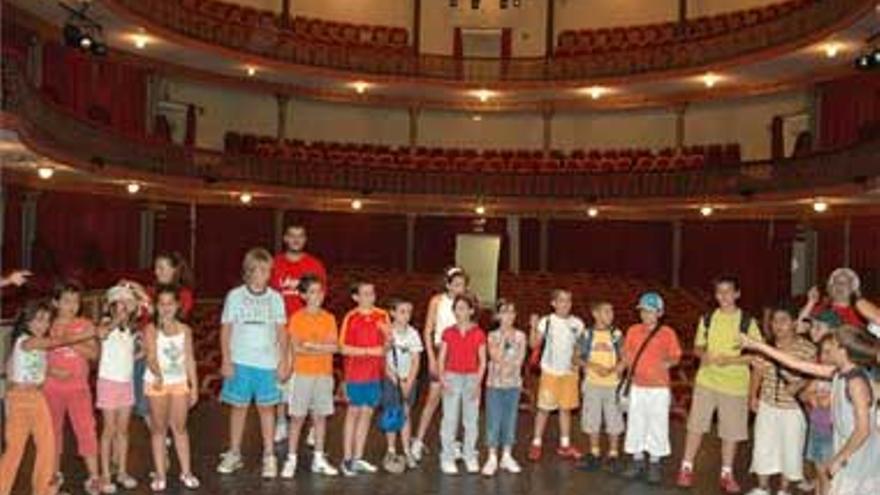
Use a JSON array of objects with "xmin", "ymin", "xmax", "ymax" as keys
[
  {"xmin": 750, "ymin": 402, "xmax": 806, "ymax": 481},
  {"xmin": 623, "ymin": 386, "xmax": 671, "ymax": 458}
]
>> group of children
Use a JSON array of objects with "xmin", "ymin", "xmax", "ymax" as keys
[{"xmin": 3, "ymin": 247, "xmax": 880, "ymax": 495}]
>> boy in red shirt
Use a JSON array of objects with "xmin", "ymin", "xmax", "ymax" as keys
[
  {"xmin": 620, "ymin": 292, "xmax": 682, "ymax": 484},
  {"xmin": 338, "ymin": 281, "xmax": 389, "ymax": 477}
]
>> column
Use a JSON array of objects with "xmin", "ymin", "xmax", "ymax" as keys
[
  {"xmin": 276, "ymin": 94, "xmax": 291, "ymax": 141},
  {"xmin": 542, "ymin": 106, "xmax": 553, "ymax": 157},
  {"xmin": 538, "ymin": 215, "xmax": 549, "ymax": 272},
  {"xmin": 188, "ymin": 202, "xmax": 197, "ymax": 273},
  {"xmin": 671, "ymin": 219, "xmax": 682, "ymax": 288},
  {"xmin": 408, "ymin": 105, "xmax": 421, "ymax": 148},
  {"xmin": 138, "ymin": 206, "xmax": 156, "ymax": 269},
  {"xmin": 273, "ymin": 209, "xmax": 286, "ymax": 253},
  {"xmin": 280, "ymin": 0, "xmax": 292, "ymax": 28},
  {"xmin": 406, "ymin": 213, "xmax": 417, "ymax": 273},
  {"xmin": 506, "ymin": 215, "xmax": 521, "ymax": 274},
  {"xmin": 843, "ymin": 216, "xmax": 852, "ymax": 267},
  {"xmin": 674, "ymin": 103, "xmax": 687, "ymax": 150},
  {"xmin": 545, "ymin": 0, "xmax": 556, "ymax": 58},
  {"xmin": 678, "ymin": 0, "xmax": 688, "ymax": 23},
  {"xmin": 412, "ymin": 0, "xmax": 422, "ymax": 54},
  {"xmin": 21, "ymin": 192, "xmax": 39, "ymax": 270}
]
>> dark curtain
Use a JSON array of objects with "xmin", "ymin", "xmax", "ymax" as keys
[
  {"xmin": 547, "ymin": 220, "xmax": 672, "ymax": 283},
  {"xmin": 414, "ymin": 216, "xmax": 507, "ymax": 273},
  {"xmin": 184, "ymin": 104, "xmax": 197, "ymax": 147},
  {"xmin": 453, "ymin": 27, "xmax": 463, "ymax": 59},
  {"xmin": 519, "ymin": 217, "xmax": 540, "ymax": 272},
  {"xmin": 154, "ymin": 202, "xmax": 192, "ymax": 264},
  {"xmin": 818, "ymin": 73, "xmax": 880, "ymax": 149},
  {"xmin": 770, "ymin": 115, "xmax": 784, "ymax": 159}
]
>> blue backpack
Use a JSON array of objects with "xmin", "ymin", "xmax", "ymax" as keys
[{"xmin": 578, "ymin": 326, "xmax": 623, "ymax": 364}]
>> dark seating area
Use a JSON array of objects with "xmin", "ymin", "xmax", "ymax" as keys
[{"xmin": 223, "ymin": 132, "xmax": 742, "ymax": 174}]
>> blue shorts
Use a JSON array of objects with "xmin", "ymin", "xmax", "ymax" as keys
[
  {"xmin": 346, "ymin": 381, "xmax": 381, "ymax": 408},
  {"xmin": 806, "ymin": 427, "xmax": 833, "ymax": 463},
  {"xmin": 133, "ymin": 358, "xmax": 150, "ymax": 418},
  {"xmin": 221, "ymin": 364, "xmax": 281, "ymax": 407}
]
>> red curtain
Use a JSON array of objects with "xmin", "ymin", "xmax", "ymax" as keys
[
  {"xmin": 818, "ymin": 73, "xmax": 880, "ymax": 149},
  {"xmin": 154, "ymin": 202, "xmax": 192, "ymax": 263},
  {"xmin": 2, "ymin": 183, "xmax": 23, "ymax": 271},
  {"xmin": 681, "ymin": 220, "xmax": 795, "ymax": 311},
  {"xmin": 547, "ymin": 220, "xmax": 672, "ymax": 282},
  {"xmin": 849, "ymin": 217, "xmax": 880, "ymax": 294},
  {"xmin": 815, "ymin": 218, "xmax": 845, "ymax": 281},
  {"xmin": 195, "ymin": 205, "xmax": 274, "ymax": 296},
  {"xmin": 284, "ymin": 210, "xmax": 407, "ymax": 269},
  {"xmin": 519, "ymin": 217, "xmax": 540, "ymax": 272},
  {"xmin": 41, "ymin": 43, "xmax": 147, "ymax": 137}
]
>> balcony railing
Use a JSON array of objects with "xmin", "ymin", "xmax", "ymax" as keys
[
  {"xmin": 103, "ymin": 0, "xmax": 872, "ymax": 83},
  {"xmin": 2, "ymin": 54, "xmax": 879, "ymax": 200}
]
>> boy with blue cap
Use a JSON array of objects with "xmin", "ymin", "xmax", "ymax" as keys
[{"xmin": 620, "ymin": 292, "xmax": 682, "ymax": 484}]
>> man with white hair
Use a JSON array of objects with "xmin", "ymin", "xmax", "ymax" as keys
[{"xmin": 818, "ymin": 268, "xmax": 865, "ymax": 328}]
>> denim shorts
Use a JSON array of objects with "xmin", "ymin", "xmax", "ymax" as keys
[
  {"xmin": 806, "ymin": 427, "xmax": 833, "ymax": 463},
  {"xmin": 346, "ymin": 381, "xmax": 381, "ymax": 408},
  {"xmin": 221, "ymin": 364, "xmax": 281, "ymax": 406}
]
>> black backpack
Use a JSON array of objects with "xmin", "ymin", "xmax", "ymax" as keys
[{"xmin": 700, "ymin": 309, "xmax": 754, "ymax": 344}]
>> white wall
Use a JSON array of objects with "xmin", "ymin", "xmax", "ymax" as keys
[
  {"xmin": 419, "ymin": 110, "xmax": 544, "ymax": 149},
  {"xmin": 684, "ymin": 91, "xmax": 810, "ymax": 160},
  {"xmin": 420, "ymin": 1, "xmax": 547, "ymax": 57},
  {"xmin": 165, "ymin": 79, "xmax": 276, "ymax": 150},
  {"xmin": 287, "ymin": 99, "xmax": 408, "ymax": 145},
  {"xmin": 553, "ymin": 109, "xmax": 677, "ymax": 151},
  {"xmin": 292, "ymin": 0, "xmax": 413, "ymax": 29}
]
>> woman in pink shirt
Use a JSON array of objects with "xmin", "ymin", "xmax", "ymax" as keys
[{"xmin": 44, "ymin": 281, "xmax": 101, "ymax": 495}]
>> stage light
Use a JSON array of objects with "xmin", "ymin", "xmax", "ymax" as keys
[
  {"xmin": 60, "ymin": 2, "xmax": 107, "ymax": 57},
  {"xmin": 126, "ymin": 182, "xmax": 141, "ymax": 194},
  {"xmin": 699, "ymin": 205, "xmax": 714, "ymax": 217},
  {"xmin": 79, "ymin": 34, "xmax": 93, "ymax": 49},
  {"xmin": 239, "ymin": 192, "xmax": 253, "ymax": 204},
  {"xmin": 351, "ymin": 198, "xmax": 363, "ymax": 210},
  {"xmin": 90, "ymin": 41, "xmax": 108, "ymax": 56},
  {"xmin": 475, "ymin": 204, "xmax": 486, "ymax": 216},
  {"xmin": 587, "ymin": 207, "xmax": 599, "ymax": 218},
  {"xmin": 246, "ymin": 66, "xmax": 256, "ymax": 77},
  {"xmin": 37, "ymin": 166, "xmax": 54, "ymax": 180},
  {"xmin": 812, "ymin": 200, "xmax": 829, "ymax": 213},
  {"xmin": 854, "ymin": 49, "xmax": 880, "ymax": 71},
  {"xmin": 702, "ymin": 73, "xmax": 720, "ymax": 88},
  {"xmin": 62, "ymin": 23, "xmax": 83, "ymax": 48}
]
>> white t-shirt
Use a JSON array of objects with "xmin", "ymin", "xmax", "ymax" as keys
[
  {"xmin": 222, "ymin": 285, "xmax": 287, "ymax": 369},
  {"xmin": 98, "ymin": 327, "xmax": 136, "ymax": 383},
  {"xmin": 537, "ymin": 314, "xmax": 585, "ymax": 376},
  {"xmin": 433, "ymin": 294, "xmax": 456, "ymax": 347},
  {"xmin": 387, "ymin": 325, "xmax": 424, "ymax": 379}
]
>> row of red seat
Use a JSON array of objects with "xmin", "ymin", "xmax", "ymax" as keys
[
  {"xmin": 224, "ymin": 133, "xmax": 742, "ymax": 173},
  {"xmin": 177, "ymin": 0, "xmax": 409, "ymax": 52},
  {"xmin": 556, "ymin": 0, "xmax": 813, "ymax": 56}
]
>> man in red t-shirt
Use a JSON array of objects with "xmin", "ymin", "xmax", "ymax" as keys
[
  {"xmin": 271, "ymin": 225, "xmax": 328, "ymax": 318},
  {"xmin": 271, "ymin": 224, "xmax": 328, "ymax": 444}
]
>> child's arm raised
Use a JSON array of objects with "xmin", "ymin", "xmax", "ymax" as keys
[
  {"xmin": 184, "ymin": 324, "xmax": 199, "ymax": 407},
  {"xmin": 739, "ymin": 334, "xmax": 834, "ymax": 379},
  {"xmin": 855, "ymin": 297, "xmax": 880, "ymax": 326}
]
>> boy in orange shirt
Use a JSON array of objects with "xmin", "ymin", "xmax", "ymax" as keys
[
  {"xmin": 620, "ymin": 292, "xmax": 682, "ymax": 484},
  {"xmin": 281, "ymin": 274, "xmax": 339, "ymax": 478}
]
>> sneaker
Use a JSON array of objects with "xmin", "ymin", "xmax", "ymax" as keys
[
  {"xmin": 482, "ymin": 455, "xmax": 498, "ymax": 477},
  {"xmin": 148, "ymin": 478, "xmax": 166, "ymax": 493},
  {"xmin": 262, "ymin": 455, "xmax": 278, "ymax": 479},
  {"xmin": 306, "ymin": 426, "xmax": 316, "ymax": 448},
  {"xmin": 527, "ymin": 444, "xmax": 542, "ymax": 462},
  {"xmin": 464, "ymin": 457, "xmax": 480, "ymax": 474},
  {"xmin": 353, "ymin": 459, "xmax": 378, "ymax": 474},
  {"xmin": 84, "ymin": 478, "xmax": 102, "ymax": 495},
  {"xmin": 622, "ymin": 459, "xmax": 646, "ymax": 480},
  {"xmin": 499, "ymin": 453, "xmax": 522, "ymax": 474},
  {"xmin": 556, "ymin": 445, "xmax": 584, "ymax": 461},
  {"xmin": 647, "ymin": 462, "xmax": 663, "ymax": 485},
  {"xmin": 411, "ymin": 439, "xmax": 425, "ymax": 462},
  {"xmin": 274, "ymin": 420, "xmax": 289, "ymax": 444},
  {"xmin": 605, "ymin": 456, "xmax": 623, "ymax": 475},
  {"xmin": 675, "ymin": 467, "xmax": 694, "ymax": 488},
  {"xmin": 99, "ymin": 480, "xmax": 117, "ymax": 495},
  {"xmin": 311, "ymin": 454, "xmax": 339, "ymax": 476},
  {"xmin": 216, "ymin": 451, "xmax": 244, "ymax": 474},
  {"xmin": 577, "ymin": 454, "xmax": 601, "ymax": 472},
  {"xmin": 719, "ymin": 472, "xmax": 742, "ymax": 494},
  {"xmin": 440, "ymin": 460, "xmax": 459, "ymax": 475},
  {"xmin": 745, "ymin": 489, "xmax": 770, "ymax": 495},
  {"xmin": 115, "ymin": 473, "xmax": 137, "ymax": 490},
  {"xmin": 179, "ymin": 473, "xmax": 200, "ymax": 490},
  {"xmin": 281, "ymin": 455, "xmax": 297, "ymax": 479},
  {"xmin": 405, "ymin": 453, "xmax": 418, "ymax": 469},
  {"xmin": 340, "ymin": 459, "xmax": 357, "ymax": 477}
]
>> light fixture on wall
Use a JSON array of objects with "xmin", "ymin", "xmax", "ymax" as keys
[
  {"xmin": 60, "ymin": 1, "xmax": 108, "ymax": 56},
  {"xmin": 239, "ymin": 192, "xmax": 253, "ymax": 204},
  {"xmin": 351, "ymin": 81, "xmax": 370, "ymax": 94},
  {"xmin": 473, "ymin": 89, "xmax": 493, "ymax": 102},
  {"xmin": 126, "ymin": 182, "xmax": 141, "ymax": 194},
  {"xmin": 587, "ymin": 207, "xmax": 599, "ymax": 218},
  {"xmin": 823, "ymin": 43, "xmax": 841, "ymax": 59},
  {"xmin": 246, "ymin": 66, "xmax": 256, "ymax": 77},
  {"xmin": 351, "ymin": 198, "xmax": 363, "ymax": 210},
  {"xmin": 702, "ymin": 72, "xmax": 721, "ymax": 88},
  {"xmin": 474, "ymin": 203, "xmax": 486, "ymax": 216},
  {"xmin": 699, "ymin": 205, "xmax": 714, "ymax": 217},
  {"xmin": 132, "ymin": 33, "xmax": 150, "ymax": 50},
  {"xmin": 812, "ymin": 199, "xmax": 829, "ymax": 213},
  {"xmin": 37, "ymin": 166, "xmax": 54, "ymax": 180},
  {"xmin": 513, "ymin": 0, "xmax": 521, "ymax": 6},
  {"xmin": 582, "ymin": 86, "xmax": 607, "ymax": 100}
]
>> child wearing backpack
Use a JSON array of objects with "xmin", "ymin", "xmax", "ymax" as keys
[
  {"xmin": 620, "ymin": 292, "xmax": 682, "ymax": 484},
  {"xmin": 574, "ymin": 301, "xmax": 624, "ymax": 473},
  {"xmin": 677, "ymin": 276, "xmax": 763, "ymax": 494}
]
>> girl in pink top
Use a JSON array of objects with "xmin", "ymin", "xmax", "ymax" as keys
[{"xmin": 44, "ymin": 281, "xmax": 101, "ymax": 495}]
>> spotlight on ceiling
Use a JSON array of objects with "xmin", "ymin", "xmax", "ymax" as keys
[
  {"xmin": 60, "ymin": 2, "xmax": 107, "ymax": 56},
  {"xmin": 854, "ymin": 48, "xmax": 880, "ymax": 71}
]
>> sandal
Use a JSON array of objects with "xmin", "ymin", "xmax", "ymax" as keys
[
  {"xmin": 149, "ymin": 478, "xmax": 166, "ymax": 493},
  {"xmin": 99, "ymin": 481, "xmax": 117, "ymax": 495},
  {"xmin": 115, "ymin": 473, "xmax": 138, "ymax": 490},
  {"xmin": 180, "ymin": 473, "xmax": 201, "ymax": 490}
]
